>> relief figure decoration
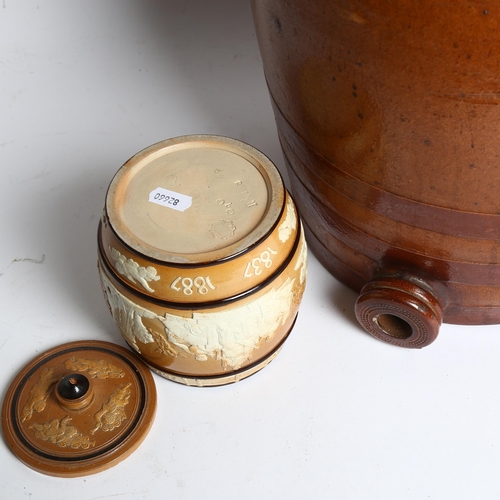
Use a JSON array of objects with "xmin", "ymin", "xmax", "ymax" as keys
[
  {"xmin": 100, "ymin": 270, "xmax": 158, "ymax": 353},
  {"xmin": 109, "ymin": 247, "xmax": 160, "ymax": 293},
  {"xmin": 29, "ymin": 416, "xmax": 96, "ymax": 449},
  {"xmin": 158, "ymin": 276, "xmax": 296, "ymax": 370},
  {"xmin": 20, "ymin": 367, "xmax": 58, "ymax": 422},
  {"xmin": 64, "ymin": 357, "xmax": 124, "ymax": 379},
  {"xmin": 294, "ymin": 229, "xmax": 308, "ymax": 285},
  {"xmin": 278, "ymin": 197, "xmax": 297, "ymax": 243},
  {"xmin": 90, "ymin": 383, "xmax": 132, "ymax": 435},
  {"xmin": 100, "ymin": 264, "xmax": 298, "ymax": 370}
]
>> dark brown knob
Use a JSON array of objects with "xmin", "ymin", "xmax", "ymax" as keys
[
  {"xmin": 354, "ymin": 277, "xmax": 443, "ymax": 348},
  {"xmin": 58, "ymin": 373, "xmax": 89, "ymax": 399},
  {"xmin": 56, "ymin": 373, "xmax": 94, "ymax": 411}
]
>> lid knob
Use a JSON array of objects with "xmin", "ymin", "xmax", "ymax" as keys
[{"xmin": 56, "ymin": 373, "xmax": 94, "ymax": 411}]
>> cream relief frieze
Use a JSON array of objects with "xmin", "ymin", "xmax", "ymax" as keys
[
  {"xmin": 294, "ymin": 227, "xmax": 308, "ymax": 286},
  {"xmin": 109, "ymin": 247, "xmax": 160, "ymax": 293},
  {"xmin": 99, "ymin": 266, "xmax": 296, "ymax": 370},
  {"xmin": 157, "ymin": 276, "xmax": 296, "ymax": 370},
  {"xmin": 100, "ymin": 270, "xmax": 157, "ymax": 352},
  {"xmin": 278, "ymin": 196, "xmax": 298, "ymax": 243}
]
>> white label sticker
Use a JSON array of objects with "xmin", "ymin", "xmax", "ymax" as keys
[{"xmin": 148, "ymin": 187, "xmax": 192, "ymax": 212}]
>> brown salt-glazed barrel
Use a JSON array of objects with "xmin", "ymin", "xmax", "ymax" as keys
[{"xmin": 252, "ymin": 1, "xmax": 500, "ymax": 347}]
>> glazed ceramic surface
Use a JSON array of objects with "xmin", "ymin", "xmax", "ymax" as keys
[
  {"xmin": 98, "ymin": 135, "xmax": 307, "ymax": 385},
  {"xmin": 2, "ymin": 341, "xmax": 156, "ymax": 477},
  {"xmin": 252, "ymin": 0, "xmax": 500, "ymax": 347}
]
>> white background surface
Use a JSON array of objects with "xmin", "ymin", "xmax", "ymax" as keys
[{"xmin": 1, "ymin": 1, "xmax": 500, "ymax": 499}]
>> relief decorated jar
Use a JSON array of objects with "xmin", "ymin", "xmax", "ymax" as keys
[
  {"xmin": 98, "ymin": 135, "xmax": 307, "ymax": 386},
  {"xmin": 252, "ymin": 0, "xmax": 500, "ymax": 347}
]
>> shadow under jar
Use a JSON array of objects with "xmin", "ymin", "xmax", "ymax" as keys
[
  {"xmin": 98, "ymin": 135, "xmax": 307, "ymax": 386},
  {"xmin": 252, "ymin": 0, "xmax": 500, "ymax": 347}
]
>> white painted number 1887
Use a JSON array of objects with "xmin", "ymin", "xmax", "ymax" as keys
[{"xmin": 171, "ymin": 276, "xmax": 216, "ymax": 295}]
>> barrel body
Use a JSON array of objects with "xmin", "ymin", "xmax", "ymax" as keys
[{"xmin": 252, "ymin": 1, "xmax": 500, "ymax": 346}]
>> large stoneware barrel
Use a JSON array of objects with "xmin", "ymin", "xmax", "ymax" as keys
[{"xmin": 252, "ymin": 1, "xmax": 500, "ymax": 347}]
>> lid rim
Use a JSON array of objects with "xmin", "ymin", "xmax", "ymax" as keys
[{"xmin": 2, "ymin": 340, "xmax": 156, "ymax": 477}]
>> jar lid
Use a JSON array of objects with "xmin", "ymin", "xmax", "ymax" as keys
[
  {"xmin": 105, "ymin": 135, "xmax": 285, "ymax": 264},
  {"xmin": 1, "ymin": 340, "xmax": 156, "ymax": 477}
]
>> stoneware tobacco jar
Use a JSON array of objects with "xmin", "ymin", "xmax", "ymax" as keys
[
  {"xmin": 252, "ymin": 0, "xmax": 500, "ymax": 347},
  {"xmin": 2, "ymin": 135, "xmax": 307, "ymax": 477},
  {"xmin": 98, "ymin": 135, "xmax": 307, "ymax": 386}
]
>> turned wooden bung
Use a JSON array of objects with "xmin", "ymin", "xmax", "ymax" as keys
[
  {"xmin": 252, "ymin": 1, "xmax": 500, "ymax": 347},
  {"xmin": 98, "ymin": 135, "xmax": 307, "ymax": 385}
]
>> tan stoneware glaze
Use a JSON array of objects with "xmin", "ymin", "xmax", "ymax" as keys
[
  {"xmin": 252, "ymin": 1, "xmax": 500, "ymax": 347},
  {"xmin": 1, "ymin": 341, "xmax": 156, "ymax": 477},
  {"xmin": 98, "ymin": 135, "xmax": 307, "ymax": 385}
]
